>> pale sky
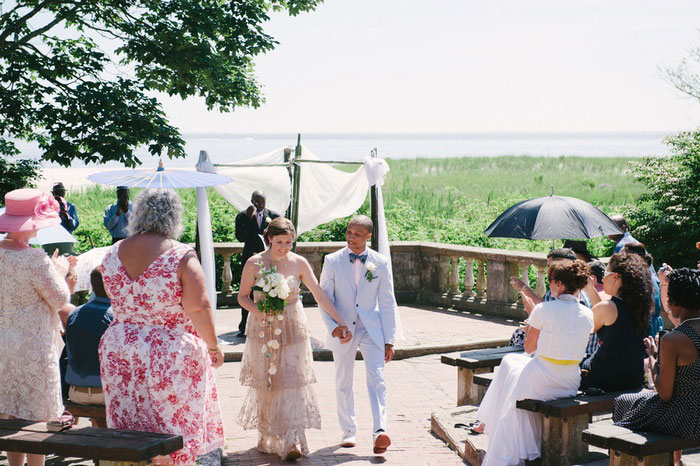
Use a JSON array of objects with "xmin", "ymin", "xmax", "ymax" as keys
[{"xmin": 158, "ymin": 0, "xmax": 700, "ymax": 134}]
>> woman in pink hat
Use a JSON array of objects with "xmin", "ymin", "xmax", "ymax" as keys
[{"xmin": 0, "ymin": 188, "xmax": 77, "ymax": 466}]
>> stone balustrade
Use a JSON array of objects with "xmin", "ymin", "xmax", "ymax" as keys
[{"xmin": 212, "ymin": 241, "xmax": 548, "ymax": 320}]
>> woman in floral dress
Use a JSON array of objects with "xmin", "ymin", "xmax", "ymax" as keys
[
  {"xmin": 99, "ymin": 189, "xmax": 224, "ymax": 466},
  {"xmin": 237, "ymin": 217, "xmax": 350, "ymax": 460}
]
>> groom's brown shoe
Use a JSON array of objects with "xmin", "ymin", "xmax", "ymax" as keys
[{"xmin": 373, "ymin": 431, "xmax": 391, "ymax": 454}]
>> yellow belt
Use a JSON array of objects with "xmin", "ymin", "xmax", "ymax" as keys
[{"xmin": 540, "ymin": 355, "xmax": 580, "ymax": 366}]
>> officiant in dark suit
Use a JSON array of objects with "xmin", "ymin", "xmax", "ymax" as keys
[{"xmin": 234, "ymin": 190, "xmax": 279, "ymax": 337}]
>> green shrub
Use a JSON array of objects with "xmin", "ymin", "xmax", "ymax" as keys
[{"xmin": 627, "ymin": 131, "xmax": 700, "ymax": 267}]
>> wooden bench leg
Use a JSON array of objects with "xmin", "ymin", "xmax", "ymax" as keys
[
  {"xmin": 608, "ymin": 449, "xmax": 671, "ymax": 465},
  {"xmin": 457, "ymin": 367, "xmax": 489, "ymax": 406},
  {"xmin": 541, "ymin": 413, "xmax": 589, "ymax": 466}
]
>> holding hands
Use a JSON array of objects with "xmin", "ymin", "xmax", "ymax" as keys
[{"xmin": 332, "ymin": 325, "xmax": 352, "ymax": 344}]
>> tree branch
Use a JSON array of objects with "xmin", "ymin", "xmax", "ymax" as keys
[
  {"xmin": 15, "ymin": 12, "xmax": 68, "ymax": 44},
  {"xmin": 0, "ymin": 0, "xmax": 55, "ymax": 44}
]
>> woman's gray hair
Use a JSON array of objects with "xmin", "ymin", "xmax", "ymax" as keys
[{"xmin": 127, "ymin": 189, "xmax": 184, "ymax": 239}]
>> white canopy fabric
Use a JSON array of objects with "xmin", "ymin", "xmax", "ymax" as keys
[
  {"xmin": 196, "ymin": 146, "xmax": 404, "ymax": 340},
  {"xmin": 197, "ymin": 148, "xmax": 292, "ymax": 217}
]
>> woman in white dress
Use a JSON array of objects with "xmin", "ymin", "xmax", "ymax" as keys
[
  {"xmin": 0, "ymin": 189, "xmax": 77, "ymax": 466},
  {"xmin": 473, "ymin": 260, "xmax": 594, "ymax": 465},
  {"xmin": 237, "ymin": 218, "xmax": 351, "ymax": 461}
]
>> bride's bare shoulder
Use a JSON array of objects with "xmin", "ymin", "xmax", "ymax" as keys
[{"xmin": 288, "ymin": 251, "xmax": 309, "ymax": 265}]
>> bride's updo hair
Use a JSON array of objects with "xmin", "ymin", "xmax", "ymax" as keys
[{"xmin": 264, "ymin": 217, "xmax": 296, "ymax": 245}]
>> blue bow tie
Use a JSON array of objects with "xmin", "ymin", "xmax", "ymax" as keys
[{"xmin": 349, "ymin": 252, "xmax": 367, "ymax": 264}]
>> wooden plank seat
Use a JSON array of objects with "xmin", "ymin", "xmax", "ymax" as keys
[
  {"xmin": 441, "ymin": 346, "xmax": 524, "ymax": 405},
  {"xmin": 64, "ymin": 400, "xmax": 107, "ymax": 420},
  {"xmin": 515, "ymin": 389, "xmax": 647, "ymax": 466},
  {"xmin": 473, "ymin": 371, "xmax": 495, "ymax": 388},
  {"xmin": 582, "ymin": 424, "xmax": 700, "ymax": 466},
  {"xmin": 0, "ymin": 418, "xmax": 182, "ymax": 466}
]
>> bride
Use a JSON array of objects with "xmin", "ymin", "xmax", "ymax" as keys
[{"xmin": 237, "ymin": 217, "xmax": 350, "ymax": 461}]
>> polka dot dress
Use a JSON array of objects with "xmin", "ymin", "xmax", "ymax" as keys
[{"xmin": 613, "ymin": 323, "xmax": 700, "ymax": 439}]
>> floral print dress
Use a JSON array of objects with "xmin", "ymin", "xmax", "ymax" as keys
[{"xmin": 99, "ymin": 242, "xmax": 224, "ymax": 465}]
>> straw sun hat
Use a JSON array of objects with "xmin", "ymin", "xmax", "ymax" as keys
[{"xmin": 0, "ymin": 188, "xmax": 61, "ymax": 233}]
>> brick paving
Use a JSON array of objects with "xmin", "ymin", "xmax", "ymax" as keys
[
  {"xmin": 4, "ymin": 306, "xmax": 700, "ymax": 465},
  {"xmin": 220, "ymin": 354, "xmax": 464, "ymax": 465},
  {"xmin": 216, "ymin": 305, "xmax": 520, "ymax": 352}
]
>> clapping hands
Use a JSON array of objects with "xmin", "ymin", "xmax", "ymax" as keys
[
  {"xmin": 332, "ymin": 325, "xmax": 352, "ymax": 344},
  {"xmin": 644, "ymin": 335, "xmax": 658, "ymax": 359}
]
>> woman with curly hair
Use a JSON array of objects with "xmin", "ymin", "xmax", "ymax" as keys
[
  {"xmin": 614, "ymin": 267, "xmax": 700, "ymax": 466},
  {"xmin": 580, "ymin": 251, "xmax": 653, "ymax": 391}
]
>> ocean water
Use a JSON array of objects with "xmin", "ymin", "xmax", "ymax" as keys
[{"xmin": 12, "ymin": 132, "xmax": 673, "ymax": 168}]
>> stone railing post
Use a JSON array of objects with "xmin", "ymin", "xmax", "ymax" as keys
[
  {"xmin": 507, "ymin": 262, "xmax": 520, "ymax": 302},
  {"xmin": 221, "ymin": 252, "xmax": 233, "ymax": 296},
  {"xmin": 486, "ymin": 258, "xmax": 520, "ymax": 303},
  {"xmin": 449, "ymin": 257, "xmax": 460, "ymax": 293},
  {"xmin": 306, "ymin": 252, "xmax": 323, "ymax": 281},
  {"xmin": 520, "ymin": 263, "xmax": 529, "ymax": 286},
  {"xmin": 475, "ymin": 260, "xmax": 486, "ymax": 298},
  {"xmin": 535, "ymin": 265, "xmax": 547, "ymax": 297},
  {"xmin": 463, "ymin": 258, "xmax": 474, "ymax": 296},
  {"xmin": 438, "ymin": 255, "xmax": 451, "ymax": 293}
]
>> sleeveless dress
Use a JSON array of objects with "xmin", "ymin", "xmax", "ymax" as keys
[
  {"xmin": 614, "ymin": 323, "xmax": 700, "ymax": 438},
  {"xmin": 580, "ymin": 296, "xmax": 647, "ymax": 391},
  {"xmin": 99, "ymin": 243, "xmax": 225, "ymax": 465},
  {"xmin": 0, "ymin": 248, "xmax": 69, "ymax": 421},
  {"xmin": 237, "ymin": 271, "xmax": 321, "ymax": 459}
]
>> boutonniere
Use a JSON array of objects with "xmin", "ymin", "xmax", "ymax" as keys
[
  {"xmin": 365, "ymin": 262, "xmax": 377, "ymax": 282},
  {"xmin": 265, "ymin": 216, "xmax": 271, "ymax": 224}
]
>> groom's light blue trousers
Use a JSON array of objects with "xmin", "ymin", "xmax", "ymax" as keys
[{"xmin": 332, "ymin": 323, "xmax": 387, "ymax": 435}]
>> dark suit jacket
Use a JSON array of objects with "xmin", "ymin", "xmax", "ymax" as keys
[{"xmin": 235, "ymin": 208, "xmax": 280, "ymax": 267}]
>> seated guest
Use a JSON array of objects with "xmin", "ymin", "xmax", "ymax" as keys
[
  {"xmin": 608, "ymin": 215, "xmax": 638, "ymax": 253},
  {"xmin": 614, "ymin": 268, "xmax": 700, "ymax": 466},
  {"xmin": 623, "ymin": 242, "xmax": 664, "ymax": 339},
  {"xmin": 563, "ymin": 239, "xmax": 597, "ymax": 263},
  {"xmin": 510, "ymin": 248, "xmax": 599, "ymax": 356},
  {"xmin": 588, "ymin": 260, "xmax": 612, "ymax": 301},
  {"xmin": 473, "ymin": 260, "xmax": 594, "ymax": 465},
  {"xmin": 580, "ymin": 251, "xmax": 653, "ymax": 391},
  {"xmin": 64, "ymin": 267, "xmax": 113, "ymax": 427}
]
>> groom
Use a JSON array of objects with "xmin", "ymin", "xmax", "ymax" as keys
[{"xmin": 319, "ymin": 215, "xmax": 397, "ymax": 454}]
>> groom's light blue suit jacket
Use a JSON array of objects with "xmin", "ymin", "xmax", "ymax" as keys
[{"xmin": 319, "ymin": 247, "xmax": 397, "ymax": 353}]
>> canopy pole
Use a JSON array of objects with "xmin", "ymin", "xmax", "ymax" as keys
[
  {"xmin": 291, "ymin": 134, "xmax": 302, "ymax": 251},
  {"xmin": 283, "ymin": 147, "xmax": 293, "ymax": 219},
  {"xmin": 370, "ymin": 148, "xmax": 379, "ymax": 251}
]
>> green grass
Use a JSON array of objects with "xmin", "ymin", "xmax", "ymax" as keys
[{"xmin": 65, "ymin": 155, "xmax": 646, "ymax": 261}]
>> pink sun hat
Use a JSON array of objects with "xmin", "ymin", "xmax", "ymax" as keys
[{"xmin": 0, "ymin": 189, "xmax": 61, "ymax": 233}]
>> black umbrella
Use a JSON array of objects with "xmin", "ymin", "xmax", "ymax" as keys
[{"xmin": 484, "ymin": 195, "xmax": 623, "ymax": 240}]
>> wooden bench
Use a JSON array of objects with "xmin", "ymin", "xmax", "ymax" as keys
[
  {"xmin": 583, "ymin": 424, "xmax": 700, "ymax": 466},
  {"xmin": 473, "ymin": 372, "xmax": 495, "ymax": 388},
  {"xmin": 0, "ymin": 418, "xmax": 182, "ymax": 465},
  {"xmin": 441, "ymin": 346, "xmax": 523, "ymax": 405},
  {"xmin": 515, "ymin": 389, "xmax": 646, "ymax": 466},
  {"xmin": 64, "ymin": 400, "xmax": 107, "ymax": 420}
]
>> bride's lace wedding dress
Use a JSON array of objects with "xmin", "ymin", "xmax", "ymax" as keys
[{"xmin": 238, "ymin": 274, "xmax": 321, "ymax": 459}]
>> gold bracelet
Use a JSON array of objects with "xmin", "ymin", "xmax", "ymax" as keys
[{"xmin": 208, "ymin": 346, "xmax": 220, "ymax": 353}]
